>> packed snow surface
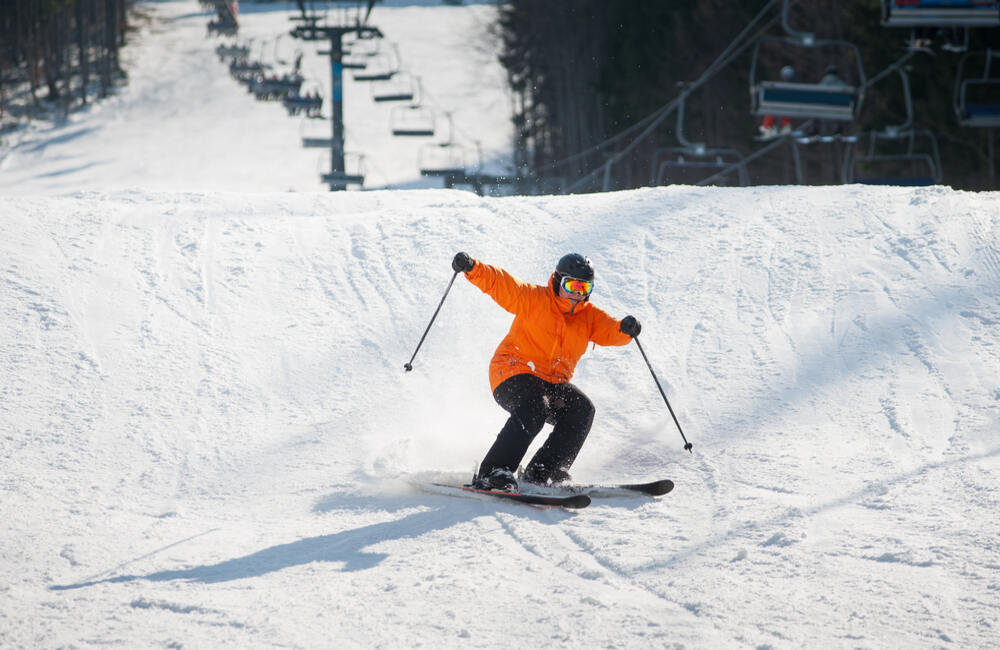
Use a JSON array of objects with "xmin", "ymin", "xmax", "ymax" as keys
[{"xmin": 2, "ymin": 2, "xmax": 1000, "ymax": 650}]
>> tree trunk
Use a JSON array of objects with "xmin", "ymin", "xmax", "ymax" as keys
[{"xmin": 77, "ymin": 0, "xmax": 89, "ymax": 105}]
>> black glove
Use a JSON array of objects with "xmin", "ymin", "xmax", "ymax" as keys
[
  {"xmin": 620, "ymin": 315, "xmax": 641, "ymax": 338},
  {"xmin": 452, "ymin": 252, "xmax": 475, "ymax": 273}
]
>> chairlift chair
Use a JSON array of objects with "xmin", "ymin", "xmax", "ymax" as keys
[
  {"xmin": 750, "ymin": 36, "xmax": 866, "ymax": 123},
  {"xmin": 652, "ymin": 148, "xmax": 749, "ymax": 187},
  {"xmin": 844, "ymin": 128, "xmax": 943, "ymax": 185},
  {"xmin": 321, "ymin": 152, "xmax": 366, "ymax": 189},
  {"xmin": 652, "ymin": 93, "xmax": 749, "ymax": 186},
  {"xmin": 419, "ymin": 142, "xmax": 468, "ymax": 177},
  {"xmin": 353, "ymin": 44, "xmax": 399, "ymax": 82},
  {"xmin": 342, "ymin": 44, "xmax": 371, "ymax": 70},
  {"xmin": 844, "ymin": 62, "xmax": 943, "ymax": 184},
  {"xmin": 251, "ymin": 73, "xmax": 304, "ymax": 101},
  {"xmin": 390, "ymin": 105, "xmax": 435, "ymax": 136},
  {"xmin": 417, "ymin": 112, "xmax": 469, "ymax": 176},
  {"xmin": 230, "ymin": 59, "xmax": 268, "ymax": 85},
  {"xmin": 300, "ymin": 117, "xmax": 333, "ymax": 148},
  {"xmin": 881, "ymin": 0, "xmax": 1000, "ymax": 28},
  {"xmin": 208, "ymin": 21, "xmax": 238, "ymax": 37},
  {"xmin": 372, "ymin": 71, "xmax": 416, "ymax": 102},
  {"xmin": 342, "ymin": 34, "xmax": 381, "ymax": 69},
  {"xmin": 284, "ymin": 81, "xmax": 324, "ymax": 117},
  {"xmin": 216, "ymin": 43, "xmax": 249, "ymax": 61},
  {"xmin": 954, "ymin": 49, "xmax": 1000, "ymax": 126},
  {"xmin": 344, "ymin": 33, "xmax": 381, "ymax": 57},
  {"xmin": 750, "ymin": 1, "xmax": 866, "ymax": 124}
]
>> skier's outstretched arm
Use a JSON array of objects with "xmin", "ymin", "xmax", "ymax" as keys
[{"xmin": 452, "ymin": 252, "xmax": 532, "ymax": 315}]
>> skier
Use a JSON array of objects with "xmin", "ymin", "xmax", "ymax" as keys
[
  {"xmin": 451, "ymin": 251, "xmax": 642, "ymax": 491},
  {"xmin": 759, "ymin": 64, "xmax": 797, "ymax": 138}
]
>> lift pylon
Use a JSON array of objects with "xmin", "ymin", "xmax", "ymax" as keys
[{"xmin": 290, "ymin": 2, "xmax": 383, "ymax": 190}]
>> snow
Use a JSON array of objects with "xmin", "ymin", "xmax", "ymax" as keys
[{"xmin": 2, "ymin": 2, "xmax": 1000, "ymax": 649}]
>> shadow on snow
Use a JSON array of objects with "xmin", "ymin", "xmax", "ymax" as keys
[{"xmin": 50, "ymin": 495, "xmax": 576, "ymax": 590}]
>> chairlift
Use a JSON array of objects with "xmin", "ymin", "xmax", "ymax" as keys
[
  {"xmin": 419, "ymin": 143, "xmax": 469, "ymax": 176},
  {"xmin": 251, "ymin": 72, "xmax": 304, "ymax": 101},
  {"xmin": 954, "ymin": 49, "xmax": 1000, "ymax": 126},
  {"xmin": 342, "ymin": 43, "xmax": 370, "ymax": 70},
  {"xmin": 844, "ymin": 65, "xmax": 943, "ymax": 185},
  {"xmin": 881, "ymin": 0, "xmax": 1000, "ymax": 28},
  {"xmin": 353, "ymin": 44, "xmax": 399, "ymax": 82},
  {"xmin": 845, "ymin": 129, "xmax": 942, "ymax": 185},
  {"xmin": 653, "ymin": 93, "xmax": 748, "ymax": 186},
  {"xmin": 230, "ymin": 58, "xmax": 268, "ymax": 84},
  {"xmin": 321, "ymin": 152, "xmax": 366, "ymax": 189},
  {"xmin": 284, "ymin": 81, "xmax": 324, "ymax": 118},
  {"xmin": 390, "ymin": 105, "xmax": 435, "ymax": 136},
  {"xmin": 750, "ymin": 41, "xmax": 865, "ymax": 122},
  {"xmin": 343, "ymin": 34, "xmax": 382, "ymax": 69},
  {"xmin": 300, "ymin": 116, "xmax": 333, "ymax": 148},
  {"xmin": 208, "ymin": 20, "xmax": 238, "ymax": 37},
  {"xmin": 344, "ymin": 33, "xmax": 381, "ymax": 57},
  {"xmin": 750, "ymin": 1, "xmax": 866, "ymax": 123},
  {"xmin": 418, "ymin": 112, "xmax": 469, "ymax": 177},
  {"xmin": 653, "ymin": 150, "xmax": 748, "ymax": 186},
  {"xmin": 216, "ymin": 43, "xmax": 249, "ymax": 61},
  {"xmin": 372, "ymin": 71, "xmax": 416, "ymax": 102}
]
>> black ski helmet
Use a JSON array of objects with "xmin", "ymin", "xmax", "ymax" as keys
[
  {"xmin": 552, "ymin": 253, "xmax": 594, "ymax": 295},
  {"xmin": 556, "ymin": 253, "xmax": 594, "ymax": 281}
]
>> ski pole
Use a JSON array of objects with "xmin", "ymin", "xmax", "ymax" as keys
[
  {"xmin": 404, "ymin": 270, "xmax": 459, "ymax": 372},
  {"xmin": 633, "ymin": 335, "xmax": 693, "ymax": 453}
]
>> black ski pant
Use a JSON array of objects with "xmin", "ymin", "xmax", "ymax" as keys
[{"xmin": 477, "ymin": 373, "xmax": 595, "ymax": 482}]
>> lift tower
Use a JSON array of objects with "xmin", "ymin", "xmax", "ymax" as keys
[{"xmin": 291, "ymin": 2, "xmax": 382, "ymax": 190}]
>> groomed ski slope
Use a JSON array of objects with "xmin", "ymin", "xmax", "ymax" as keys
[{"xmin": 2, "ymin": 184, "xmax": 999, "ymax": 648}]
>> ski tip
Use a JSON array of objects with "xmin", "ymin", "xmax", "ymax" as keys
[
  {"xmin": 645, "ymin": 479, "xmax": 674, "ymax": 496},
  {"xmin": 562, "ymin": 494, "xmax": 591, "ymax": 509}
]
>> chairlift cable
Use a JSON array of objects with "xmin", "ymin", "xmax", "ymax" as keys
[
  {"xmin": 566, "ymin": 1, "xmax": 783, "ymax": 192},
  {"xmin": 547, "ymin": 2, "xmax": 783, "ymax": 178},
  {"xmin": 864, "ymin": 49, "xmax": 918, "ymax": 90}
]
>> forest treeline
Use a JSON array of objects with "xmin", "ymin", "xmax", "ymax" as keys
[
  {"xmin": 0, "ymin": 0, "xmax": 130, "ymax": 119},
  {"xmin": 496, "ymin": 0, "xmax": 1000, "ymax": 191}
]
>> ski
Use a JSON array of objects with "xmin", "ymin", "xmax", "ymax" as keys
[
  {"xmin": 427, "ymin": 483, "xmax": 591, "ymax": 509},
  {"xmin": 539, "ymin": 479, "xmax": 674, "ymax": 499}
]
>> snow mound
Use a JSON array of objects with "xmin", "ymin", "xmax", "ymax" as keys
[{"xmin": 2, "ymin": 184, "xmax": 999, "ymax": 647}]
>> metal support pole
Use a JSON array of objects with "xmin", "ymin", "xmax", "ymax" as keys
[{"xmin": 329, "ymin": 36, "xmax": 347, "ymax": 190}]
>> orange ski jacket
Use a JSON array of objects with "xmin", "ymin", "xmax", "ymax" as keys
[{"xmin": 464, "ymin": 260, "xmax": 633, "ymax": 391}]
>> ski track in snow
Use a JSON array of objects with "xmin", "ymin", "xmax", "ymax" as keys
[{"xmin": 2, "ymin": 1, "xmax": 1000, "ymax": 648}]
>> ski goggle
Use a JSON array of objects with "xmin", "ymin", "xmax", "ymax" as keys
[{"xmin": 561, "ymin": 275, "xmax": 593, "ymax": 297}]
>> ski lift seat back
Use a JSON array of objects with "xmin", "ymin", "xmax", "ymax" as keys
[
  {"xmin": 954, "ymin": 50, "xmax": 1000, "ymax": 126},
  {"xmin": 843, "ymin": 128, "xmax": 943, "ymax": 186},
  {"xmin": 754, "ymin": 80, "xmax": 858, "ymax": 121},
  {"xmin": 881, "ymin": 0, "xmax": 1000, "ymax": 28},
  {"xmin": 418, "ymin": 142, "xmax": 468, "ymax": 177},
  {"xmin": 391, "ymin": 105, "xmax": 435, "ymax": 137}
]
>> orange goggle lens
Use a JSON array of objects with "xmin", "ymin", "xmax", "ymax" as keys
[{"xmin": 561, "ymin": 276, "xmax": 593, "ymax": 296}]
